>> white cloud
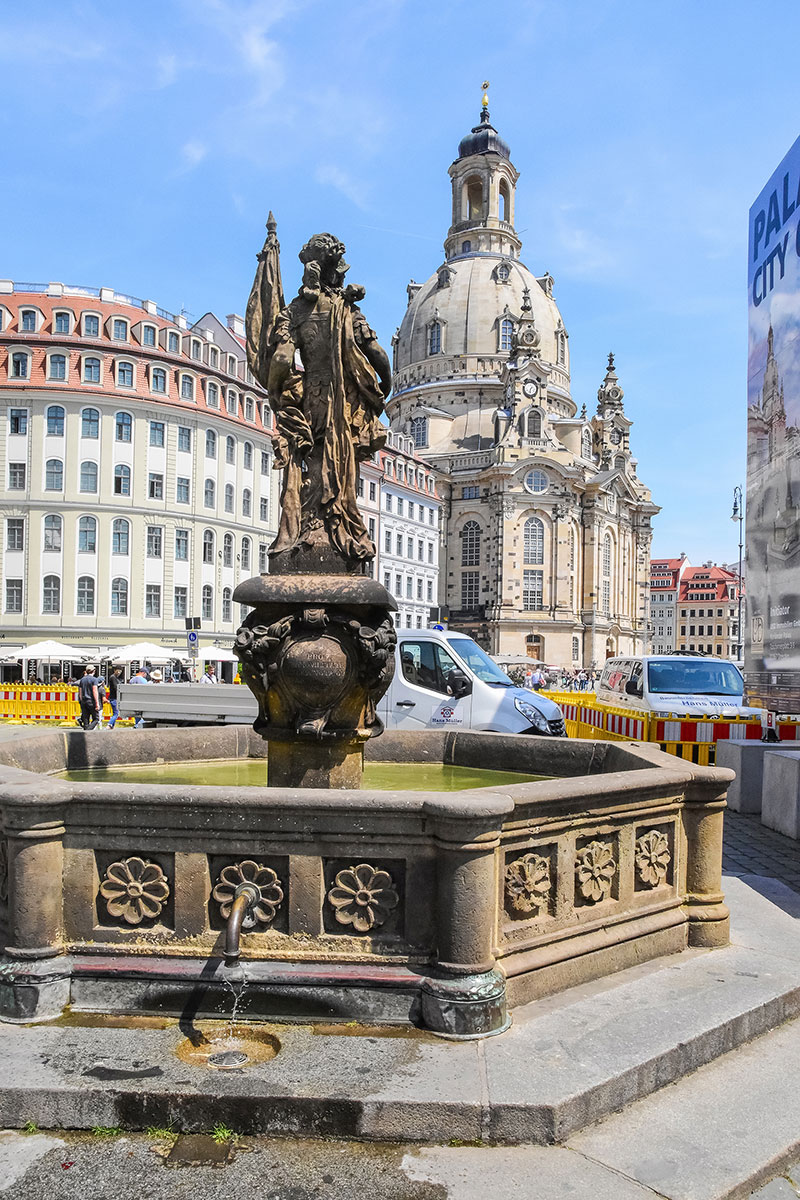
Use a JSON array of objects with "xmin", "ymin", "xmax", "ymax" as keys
[
  {"xmin": 156, "ymin": 53, "xmax": 178, "ymax": 88},
  {"xmin": 315, "ymin": 164, "xmax": 369, "ymax": 210},
  {"xmin": 181, "ymin": 140, "xmax": 208, "ymax": 169}
]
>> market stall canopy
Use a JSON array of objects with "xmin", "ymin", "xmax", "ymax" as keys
[
  {"xmin": 198, "ymin": 646, "xmax": 238, "ymax": 662},
  {"xmin": 110, "ymin": 642, "xmax": 189, "ymax": 664},
  {"xmin": 16, "ymin": 640, "xmax": 86, "ymax": 660}
]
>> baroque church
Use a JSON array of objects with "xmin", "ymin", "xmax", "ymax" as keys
[{"xmin": 388, "ymin": 96, "xmax": 659, "ymax": 665}]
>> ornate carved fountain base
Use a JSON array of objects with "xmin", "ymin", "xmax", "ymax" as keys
[{"xmin": 232, "ymin": 574, "xmax": 396, "ymax": 790}]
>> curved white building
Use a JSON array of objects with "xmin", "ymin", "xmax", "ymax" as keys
[{"xmin": 0, "ymin": 282, "xmax": 279, "ymax": 667}]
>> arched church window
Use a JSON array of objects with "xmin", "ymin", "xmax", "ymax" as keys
[
  {"xmin": 500, "ymin": 318, "xmax": 513, "ymax": 352},
  {"xmin": 523, "ymin": 517, "xmax": 544, "ymax": 565},
  {"xmin": 497, "ymin": 263, "xmax": 510, "ymax": 282},
  {"xmin": 466, "ymin": 176, "xmax": 483, "ymax": 220},
  {"xmin": 582, "ymin": 428, "xmax": 592, "ymax": 459},
  {"xmin": 461, "ymin": 240, "xmax": 471, "ymax": 254},
  {"xmin": 410, "ymin": 415, "xmax": 428, "ymax": 449},
  {"xmin": 615, "ymin": 454, "xmax": 625, "ymax": 469},
  {"xmin": 557, "ymin": 331, "xmax": 566, "ymax": 365},
  {"xmin": 499, "ymin": 179, "xmax": 510, "ymax": 223},
  {"xmin": 525, "ymin": 409, "xmax": 542, "ymax": 438},
  {"xmin": 429, "ymin": 322, "xmax": 441, "ymax": 355},
  {"xmin": 461, "ymin": 520, "xmax": 481, "ymax": 567},
  {"xmin": 602, "ymin": 533, "xmax": 612, "ymax": 615}
]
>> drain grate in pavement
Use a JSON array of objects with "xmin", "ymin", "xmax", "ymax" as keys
[{"xmin": 165, "ymin": 1134, "xmax": 233, "ymax": 1167}]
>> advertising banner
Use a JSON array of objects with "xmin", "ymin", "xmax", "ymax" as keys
[{"xmin": 747, "ymin": 133, "xmax": 800, "ymax": 709}]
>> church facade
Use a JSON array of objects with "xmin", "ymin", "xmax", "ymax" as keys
[{"xmin": 387, "ymin": 99, "xmax": 658, "ymax": 665}]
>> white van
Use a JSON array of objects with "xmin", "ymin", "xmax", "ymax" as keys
[
  {"xmin": 380, "ymin": 629, "xmax": 566, "ymax": 736},
  {"xmin": 595, "ymin": 654, "xmax": 759, "ymax": 717}
]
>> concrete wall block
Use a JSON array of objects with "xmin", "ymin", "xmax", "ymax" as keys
[{"xmin": 762, "ymin": 751, "xmax": 800, "ymax": 840}]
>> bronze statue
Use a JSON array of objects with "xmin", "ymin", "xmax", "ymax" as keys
[{"xmin": 247, "ymin": 216, "xmax": 391, "ymax": 574}]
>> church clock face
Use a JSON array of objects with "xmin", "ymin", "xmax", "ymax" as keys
[{"xmin": 522, "ymin": 380, "xmax": 538, "ymax": 398}]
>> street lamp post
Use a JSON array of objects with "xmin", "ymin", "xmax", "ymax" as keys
[{"xmin": 731, "ymin": 486, "xmax": 744, "ymax": 662}]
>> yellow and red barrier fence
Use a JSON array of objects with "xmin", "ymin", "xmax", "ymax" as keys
[
  {"xmin": 549, "ymin": 691, "xmax": 800, "ymax": 765},
  {"xmin": 0, "ymin": 684, "xmax": 112, "ymax": 723}
]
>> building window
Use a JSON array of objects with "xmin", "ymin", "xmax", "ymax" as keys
[
  {"xmin": 167, "ymin": 331, "xmax": 180, "ymax": 353},
  {"xmin": 148, "ymin": 472, "xmax": 164, "ymax": 500},
  {"xmin": 176, "ymin": 426, "xmax": 191, "ymax": 453},
  {"xmin": 572, "ymin": 636, "xmax": 580, "ymax": 661},
  {"xmin": 84, "ymin": 314, "xmax": 100, "ymax": 337},
  {"xmin": 582, "ymin": 428, "xmax": 592, "ymax": 459},
  {"xmin": 523, "ymin": 569, "xmax": 543, "ymax": 609},
  {"xmin": 223, "ymin": 532, "xmax": 234, "ymax": 567},
  {"xmin": 523, "ymin": 516, "xmax": 544, "ymax": 564},
  {"xmin": 6, "ymin": 517, "xmax": 24, "ymax": 551},
  {"xmin": 357, "ymin": 475, "xmax": 364, "ymax": 498},
  {"xmin": 241, "ymin": 537, "xmax": 251, "ymax": 571},
  {"xmin": 209, "ymin": 347, "xmax": 219, "ymax": 368},
  {"xmin": 500, "ymin": 318, "xmax": 513, "ymax": 351},
  {"xmin": 226, "ymin": 389, "xmax": 237, "ymax": 415},
  {"xmin": 43, "ymin": 458, "xmax": 63, "ymax": 491},
  {"xmin": 173, "ymin": 586, "xmax": 188, "ymax": 619},
  {"xmin": 224, "ymin": 484, "xmax": 235, "ymax": 513},
  {"xmin": 152, "ymin": 367, "xmax": 166, "ymax": 393},
  {"xmin": 8, "ymin": 462, "xmax": 26, "ymax": 489},
  {"xmin": 112, "ymin": 519, "xmax": 129, "ymax": 555},
  {"xmin": 49, "ymin": 353, "xmax": 67, "ymax": 380},
  {"xmin": 145, "ymin": 584, "xmax": 161, "ymax": 618},
  {"xmin": 180, "ymin": 374, "xmax": 194, "ymax": 399},
  {"xmin": 242, "ymin": 488, "xmax": 252, "ymax": 517},
  {"xmin": 112, "ymin": 318, "xmax": 128, "ymax": 341},
  {"xmin": 461, "ymin": 240, "xmax": 471, "ymax": 253},
  {"xmin": 42, "ymin": 574, "xmax": 61, "ymax": 614},
  {"xmin": 462, "ymin": 485, "xmax": 480, "ymax": 500},
  {"xmin": 113, "ymin": 463, "xmax": 130, "ymax": 495},
  {"xmin": 204, "ymin": 479, "xmax": 215, "ymax": 508},
  {"xmin": 602, "ymin": 533, "xmax": 612, "ymax": 577},
  {"xmin": 243, "ymin": 441, "xmax": 253, "ymax": 470},
  {"xmin": 226, "ymin": 435, "xmax": 236, "ymax": 464},
  {"xmin": 202, "ymin": 584, "xmax": 213, "ymax": 620},
  {"xmin": 11, "ymin": 352, "xmax": 29, "ymax": 379},
  {"xmin": 524, "ymin": 469, "xmax": 548, "ymax": 494},
  {"xmin": 385, "ymin": 493, "xmax": 392, "ymax": 512},
  {"xmin": 5, "ymin": 579, "xmax": 22, "ymax": 613},
  {"xmin": 146, "ymin": 526, "xmax": 163, "ymax": 558},
  {"xmin": 228, "ymin": 355, "xmax": 237, "ymax": 375},
  {"xmin": 175, "ymin": 529, "xmax": 189, "ymax": 560},
  {"xmin": 461, "ymin": 571, "xmax": 480, "ymax": 609},
  {"xmin": 81, "ymin": 410, "xmax": 100, "ymax": 441},
  {"xmin": 261, "ymin": 450, "xmax": 270, "ymax": 474},
  {"xmin": 368, "ymin": 480, "xmax": 376, "ymax": 502},
  {"xmin": 142, "ymin": 324, "xmax": 156, "ymax": 346},
  {"xmin": 84, "ymin": 357, "xmax": 101, "ymax": 384},
  {"xmin": 396, "ymin": 533, "xmax": 403, "ymax": 555},
  {"xmin": 202, "ymin": 530, "xmax": 214, "ymax": 564},
  {"xmin": 77, "ymin": 575, "xmax": 95, "ymax": 614},
  {"xmin": 245, "ymin": 396, "xmax": 254, "ymax": 420},
  {"xmin": 47, "ymin": 405, "xmax": 65, "ymax": 436},
  {"xmin": 525, "ymin": 409, "xmax": 542, "ymax": 438},
  {"xmin": 384, "ymin": 529, "xmax": 392, "ymax": 553},
  {"xmin": 150, "ymin": 421, "xmax": 165, "ymax": 447},
  {"xmin": 429, "ymin": 322, "xmax": 441, "ymax": 355},
  {"xmin": 260, "ymin": 498, "xmax": 269, "ymax": 521},
  {"xmin": 410, "ymin": 415, "xmax": 428, "ymax": 448},
  {"xmin": 461, "ymin": 520, "xmax": 481, "ymax": 566},
  {"xmin": 259, "ymin": 543, "xmax": 268, "ymax": 572},
  {"xmin": 207, "ymin": 381, "xmax": 219, "ymax": 408},
  {"xmin": 111, "ymin": 577, "xmax": 128, "ymax": 615},
  {"xmin": 115, "ymin": 411, "xmax": 132, "ymax": 442},
  {"xmin": 78, "ymin": 515, "xmax": 97, "ymax": 553},
  {"xmin": 406, "ymin": 576, "xmax": 413, "ymax": 598},
  {"xmin": 427, "ymin": 579, "xmax": 434, "ymax": 602},
  {"xmin": 176, "ymin": 476, "xmax": 190, "ymax": 504},
  {"xmin": 20, "ymin": 309, "xmax": 36, "ymax": 332},
  {"xmin": 117, "ymin": 361, "xmax": 133, "ymax": 387},
  {"xmin": 206, "ymin": 429, "xmax": 216, "ymax": 458},
  {"xmin": 222, "ymin": 587, "xmax": 232, "ymax": 622}
]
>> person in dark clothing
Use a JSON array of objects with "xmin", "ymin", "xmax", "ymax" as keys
[
  {"xmin": 107, "ymin": 668, "xmax": 123, "ymax": 728},
  {"xmin": 78, "ymin": 666, "xmax": 100, "ymax": 730}
]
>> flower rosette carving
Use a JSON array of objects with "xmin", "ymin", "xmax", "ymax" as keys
[
  {"xmin": 504, "ymin": 853, "xmax": 551, "ymax": 916},
  {"xmin": 99, "ymin": 856, "xmax": 170, "ymax": 926},
  {"xmin": 327, "ymin": 863, "xmax": 399, "ymax": 934},
  {"xmin": 212, "ymin": 860, "xmax": 284, "ymax": 928},
  {"xmin": 575, "ymin": 840, "xmax": 616, "ymax": 903},
  {"xmin": 635, "ymin": 830, "xmax": 671, "ymax": 888}
]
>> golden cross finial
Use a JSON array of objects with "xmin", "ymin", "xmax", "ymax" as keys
[{"xmin": 481, "ymin": 81, "xmax": 490, "ymax": 108}]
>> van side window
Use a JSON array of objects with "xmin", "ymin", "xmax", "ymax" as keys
[{"xmin": 400, "ymin": 641, "xmax": 461, "ymax": 695}]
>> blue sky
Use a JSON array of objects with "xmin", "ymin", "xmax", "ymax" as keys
[{"xmin": 2, "ymin": 0, "xmax": 798, "ymax": 565}]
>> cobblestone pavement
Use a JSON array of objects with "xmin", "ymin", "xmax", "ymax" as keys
[{"xmin": 723, "ymin": 810, "xmax": 800, "ymax": 894}]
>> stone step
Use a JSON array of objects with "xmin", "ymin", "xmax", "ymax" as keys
[{"xmin": 0, "ymin": 875, "xmax": 797, "ymax": 1149}]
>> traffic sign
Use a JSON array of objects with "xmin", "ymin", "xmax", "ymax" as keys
[{"xmin": 187, "ymin": 631, "xmax": 199, "ymax": 645}]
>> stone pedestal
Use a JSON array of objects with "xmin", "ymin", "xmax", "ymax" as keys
[
  {"xmin": 762, "ymin": 751, "xmax": 800, "ymax": 839},
  {"xmin": 232, "ymin": 574, "xmax": 396, "ymax": 790},
  {"xmin": 716, "ymin": 741, "xmax": 800, "ymax": 814}
]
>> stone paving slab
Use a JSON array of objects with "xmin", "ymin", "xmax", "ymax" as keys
[{"xmin": 1, "ymin": 876, "xmax": 800, "ymax": 1148}]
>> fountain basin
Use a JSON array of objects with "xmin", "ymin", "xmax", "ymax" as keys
[{"xmin": 0, "ymin": 726, "xmax": 732, "ymax": 1037}]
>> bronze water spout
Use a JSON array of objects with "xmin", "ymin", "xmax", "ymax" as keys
[{"xmin": 224, "ymin": 883, "xmax": 260, "ymax": 964}]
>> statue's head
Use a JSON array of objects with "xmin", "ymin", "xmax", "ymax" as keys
[{"xmin": 299, "ymin": 233, "xmax": 348, "ymax": 290}]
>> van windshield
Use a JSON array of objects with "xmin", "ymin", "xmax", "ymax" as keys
[
  {"xmin": 447, "ymin": 637, "xmax": 513, "ymax": 686},
  {"xmin": 646, "ymin": 659, "xmax": 743, "ymax": 696}
]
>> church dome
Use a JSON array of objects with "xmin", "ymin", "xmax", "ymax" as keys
[
  {"xmin": 394, "ymin": 254, "xmax": 568, "ymax": 388},
  {"xmin": 457, "ymin": 108, "xmax": 511, "ymax": 161}
]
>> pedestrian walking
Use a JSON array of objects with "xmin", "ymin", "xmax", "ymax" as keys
[
  {"xmin": 107, "ymin": 668, "xmax": 123, "ymax": 728},
  {"xmin": 127, "ymin": 666, "xmax": 150, "ymax": 728},
  {"xmin": 201, "ymin": 664, "xmax": 219, "ymax": 684},
  {"xmin": 78, "ymin": 666, "xmax": 100, "ymax": 730}
]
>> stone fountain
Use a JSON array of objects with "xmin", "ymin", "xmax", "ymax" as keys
[{"xmin": 0, "ymin": 222, "xmax": 732, "ymax": 1042}]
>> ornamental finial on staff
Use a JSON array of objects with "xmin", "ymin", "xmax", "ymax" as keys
[{"xmin": 482, "ymin": 80, "xmax": 490, "ymax": 108}]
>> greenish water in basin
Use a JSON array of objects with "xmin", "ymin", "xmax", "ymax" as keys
[{"xmin": 59, "ymin": 759, "xmax": 546, "ymax": 791}]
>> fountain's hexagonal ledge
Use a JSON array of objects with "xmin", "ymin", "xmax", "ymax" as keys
[{"xmin": 0, "ymin": 726, "xmax": 732, "ymax": 1037}]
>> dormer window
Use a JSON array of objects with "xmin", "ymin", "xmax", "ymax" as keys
[
  {"xmin": 54, "ymin": 311, "xmax": 71, "ymax": 334},
  {"xmin": 410, "ymin": 415, "xmax": 428, "ymax": 449},
  {"xmin": 112, "ymin": 318, "xmax": 128, "ymax": 341},
  {"xmin": 500, "ymin": 318, "xmax": 513, "ymax": 352},
  {"xmin": 496, "ymin": 263, "xmax": 510, "ymax": 282},
  {"xmin": 142, "ymin": 324, "xmax": 156, "ymax": 347},
  {"xmin": 20, "ymin": 310, "xmax": 36, "ymax": 332},
  {"xmin": 167, "ymin": 331, "xmax": 180, "ymax": 353}
]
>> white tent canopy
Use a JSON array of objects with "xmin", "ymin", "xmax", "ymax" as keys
[
  {"xmin": 198, "ymin": 645, "xmax": 238, "ymax": 662},
  {"xmin": 110, "ymin": 642, "xmax": 189, "ymax": 664},
  {"xmin": 17, "ymin": 640, "xmax": 86, "ymax": 661}
]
